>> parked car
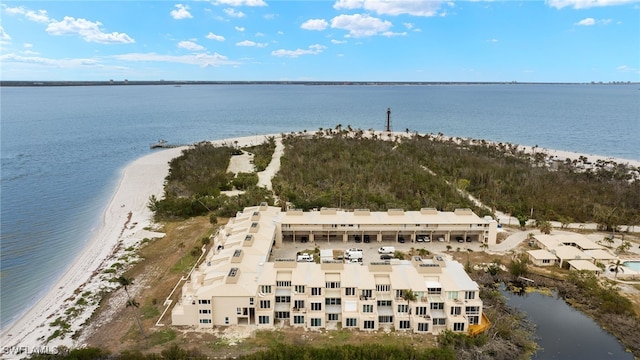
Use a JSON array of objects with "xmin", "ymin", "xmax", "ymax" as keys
[
  {"xmin": 297, "ymin": 253, "xmax": 314, "ymax": 262},
  {"xmin": 364, "ymin": 235, "xmax": 371, "ymax": 243},
  {"xmin": 398, "ymin": 236, "xmax": 406, "ymax": 243},
  {"xmin": 466, "ymin": 236, "xmax": 472, "ymax": 242},
  {"xmin": 456, "ymin": 236, "xmax": 464, "ymax": 243},
  {"xmin": 355, "ymin": 235, "xmax": 362, "ymax": 243},
  {"xmin": 378, "ymin": 246, "xmax": 395, "ymax": 254},
  {"xmin": 380, "ymin": 254, "xmax": 393, "ymax": 260},
  {"xmin": 437, "ymin": 236, "xmax": 445, "ymax": 242}
]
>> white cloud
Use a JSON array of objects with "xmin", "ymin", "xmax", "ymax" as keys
[
  {"xmin": 546, "ymin": 0, "xmax": 640, "ymax": 8},
  {"xmin": 235, "ymin": 26, "xmax": 246, "ymax": 32},
  {"xmin": 213, "ymin": 0, "xmax": 267, "ymax": 6},
  {"xmin": 331, "ymin": 14, "xmax": 392, "ymax": 37},
  {"xmin": 301, "ymin": 19, "xmax": 329, "ymax": 31},
  {"xmin": 334, "ymin": 0, "xmax": 445, "ymax": 17},
  {"xmin": 170, "ymin": 4, "xmax": 193, "ymax": 19},
  {"xmin": 0, "ymin": 26, "xmax": 11, "ymax": 43},
  {"xmin": 0, "ymin": 53, "xmax": 100, "ymax": 68},
  {"xmin": 617, "ymin": 65, "xmax": 640, "ymax": 73},
  {"xmin": 206, "ymin": 32, "xmax": 226, "ymax": 41},
  {"xmin": 4, "ymin": 6, "xmax": 51, "ymax": 23},
  {"xmin": 574, "ymin": 17, "xmax": 613, "ymax": 25},
  {"xmin": 24, "ymin": 43, "xmax": 33, "ymax": 48},
  {"xmin": 112, "ymin": 52, "xmax": 239, "ymax": 67},
  {"xmin": 331, "ymin": 39, "xmax": 347, "ymax": 44},
  {"xmin": 403, "ymin": 22, "xmax": 414, "ymax": 29},
  {"xmin": 255, "ymin": 32, "xmax": 265, "ymax": 37},
  {"xmin": 271, "ymin": 44, "xmax": 326, "ymax": 58},
  {"xmin": 381, "ymin": 31, "xmax": 407, "ymax": 37},
  {"xmin": 575, "ymin": 17, "xmax": 596, "ymax": 25},
  {"xmin": 46, "ymin": 17, "xmax": 135, "ymax": 44},
  {"xmin": 224, "ymin": 8, "xmax": 246, "ymax": 18},
  {"xmin": 178, "ymin": 40, "xmax": 205, "ymax": 51},
  {"xmin": 488, "ymin": 38, "xmax": 499, "ymax": 43},
  {"xmin": 236, "ymin": 40, "xmax": 268, "ymax": 47}
]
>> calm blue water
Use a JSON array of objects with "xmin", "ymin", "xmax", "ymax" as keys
[
  {"xmin": 1, "ymin": 84, "xmax": 639, "ymax": 333},
  {"xmin": 502, "ymin": 289, "xmax": 633, "ymax": 359}
]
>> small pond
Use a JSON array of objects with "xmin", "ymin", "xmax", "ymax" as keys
[{"xmin": 501, "ymin": 288, "xmax": 633, "ymax": 359}]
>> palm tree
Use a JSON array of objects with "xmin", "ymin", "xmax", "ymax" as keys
[
  {"xmin": 118, "ymin": 276, "xmax": 145, "ymax": 337},
  {"xmin": 538, "ymin": 220, "xmax": 552, "ymax": 235},
  {"xmin": 402, "ymin": 289, "xmax": 418, "ymax": 332},
  {"xmin": 126, "ymin": 298, "xmax": 145, "ymax": 337},
  {"xmin": 613, "ymin": 260, "xmax": 622, "ymax": 279}
]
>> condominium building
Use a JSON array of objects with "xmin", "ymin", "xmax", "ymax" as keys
[{"xmin": 171, "ymin": 204, "xmax": 491, "ymax": 334}]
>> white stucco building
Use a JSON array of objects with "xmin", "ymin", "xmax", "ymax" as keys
[{"xmin": 172, "ymin": 204, "xmax": 492, "ymax": 334}]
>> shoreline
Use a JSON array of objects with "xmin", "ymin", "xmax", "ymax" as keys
[{"xmin": 1, "ymin": 131, "xmax": 637, "ymax": 356}]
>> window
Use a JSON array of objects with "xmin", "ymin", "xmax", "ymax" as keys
[
  {"xmin": 199, "ymin": 309, "xmax": 211, "ymax": 314},
  {"xmin": 311, "ymin": 318, "xmax": 322, "ymax": 327},
  {"xmin": 377, "ymin": 300, "xmax": 391, "ymax": 307},
  {"xmin": 345, "ymin": 287, "xmax": 356, "ymax": 296},
  {"xmin": 542, "ymin": 259, "xmax": 551, "ymax": 264},
  {"xmin": 433, "ymin": 318, "xmax": 446, "ymax": 326},
  {"xmin": 465, "ymin": 306, "xmax": 480, "ymax": 314},
  {"xmin": 427, "ymin": 287, "xmax": 441, "ymax": 295},
  {"xmin": 418, "ymin": 323, "xmax": 429, "ymax": 332},
  {"xmin": 430, "ymin": 302, "xmax": 444, "ymax": 310},
  {"xmin": 261, "ymin": 285, "xmax": 272, "ymax": 294},
  {"xmin": 378, "ymin": 315, "xmax": 393, "ymax": 323},
  {"xmin": 451, "ymin": 307, "xmax": 461, "ymax": 316},
  {"xmin": 453, "ymin": 322, "xmax": 465, "ymax": 332},
  {"xmin": 395, "ymin": 289, "xmax": 404, "ymax": 298},
  {"xmin": 295, "ymin": 285, "xmax": 306, "ymax": 294},
  {"xmin": 198, "ymin": 299, "xmax": 211, "ymax": 304},
  {"xmin": 399, "ymin": 320, "xmax": 410, "ymax": 329},
  {"xmin": 294, "ymin": 315, "xmax": 305, "ymax": 324},
  {"xmin": 468, "ymin": 316, "xmax": 480, "ymax": 325},
  {"xmin": 275, "ymin": 311, "xmax": 290, "ymax": 319},
  {"xmin": 199, "ymin": 319, "xmax": 211, "ymax": 324},
  {"xmin": 258, "ymin": 316, "xmax": 270, "ymax": 324},
  {"xmin": 363, "ymin": 320, "xmax": 375, "ymax": 329},
  {"xmin": 376, "ymin": 284, "xmax": 390, "ymax": 292},
  {"xmin": 225, "ymin": 317, "xmax": 229, "ymax": 325},
  {"xmin": 327, "ymin": 313, "xmax": 339, "ymax": 321},
  {"xmin": 361, "ymin": 289, "xmax": 372, "ymax": 298},
  {"xmin": 415, "ymin": 306, "xmax": 427, "ymax": 315},
  {"xmin": 259, "ymin": 300, "xmax": 270, "ymax": 309},
  {"xmin": 236, "ymin": 307, "xmax": 242, "ymax": 315},
  {"xmin": 311, "ymin": 302, "xmax": 322, "ymax": 311},
  {"xmin": 326, "ymin": 281, "xmax": 341, "ymax": 289},
  {"xmin": 447, "ymin": 291, "xmax": 458, "ymax": 300},
  {"xmin": 363, "ymin": 304, "xmax": 374, "ymax": 313},
  {"xmin": 294, "ymin": 300, "xmax": 305, "ymax": 309},
  {"xmin": 325, "ymin": 298, "xmax": 341, "ymax": 305},
  {"xmin": 249, "ymin": 297, "xmax": 254, "ymax": 306},
  {"xmin": 464, "ymin": 291, "xmax": 476, "ymax": 300},
  {"xmin": 397, "ymin": 304, "xmax": 409, "ymax": 313},
  {"xmin": 275, "ymin": 296, "xmax": 291, "ymax": 303},
  {"xmin": 276, "ymin": 280, "xmax": 291, "ymax": 287},
  {"xmin": 311, "ymin": 287, "xmax": 322, "ymax": 296},
  {"xmin": 346, "ymin": 318, "xmax": 357, "ymax": 327}
]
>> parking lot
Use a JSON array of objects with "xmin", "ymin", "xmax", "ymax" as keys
[{"xmin": 270, "ymin": 236, "xmax": 484, "ymax": 263}]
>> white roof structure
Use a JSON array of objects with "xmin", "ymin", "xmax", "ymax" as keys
[
  {"xmin": 528, "ymin": 249, "xmax": 557, "ymax": 260},
  {"xmin": 568, "ymin": 260, "xmax": 602, "ymax": 272}
]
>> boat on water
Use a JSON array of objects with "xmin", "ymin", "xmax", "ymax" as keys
[{"xmin": 150, "ymin": 139, "xmax": 169, "ymax": 149}]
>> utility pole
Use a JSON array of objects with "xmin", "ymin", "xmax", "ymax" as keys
[{"xmin": 385, "ymin": 107, "xmax": 391, "ymax": 132}]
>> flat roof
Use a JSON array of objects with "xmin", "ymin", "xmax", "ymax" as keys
[
  {"xmin": 280, "ymin": 208, "xmax": 487, "ymax": 226},
  {"xmin": 568, "ymin": 259, "xmax": 601, "ymax": 272},
  {"xmin": 528, "ymin": 249, "xmax": 557, "ymax": 260}
]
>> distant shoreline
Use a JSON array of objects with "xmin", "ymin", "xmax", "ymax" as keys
[{"xmin": 1, "ymin": 80, "xmax": 638, "ymax": 87}]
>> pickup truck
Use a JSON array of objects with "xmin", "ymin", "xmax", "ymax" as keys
[{"xmin": 297, "ymin": 253, "xmax": 314, "ymax": 262}]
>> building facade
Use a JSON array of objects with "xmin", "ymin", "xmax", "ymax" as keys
[{"xmin": 172, "ymin": 205, "xmax": 490, "ymax": 334}]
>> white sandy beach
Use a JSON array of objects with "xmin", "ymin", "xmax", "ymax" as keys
[{"xmin": 1, "ymin": 131, "xmax": 637, "ymax": 357}]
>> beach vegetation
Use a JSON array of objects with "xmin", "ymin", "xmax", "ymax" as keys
[{"xmin": 243, "ymin": 137, "xmax": 277, "ymax": 172}]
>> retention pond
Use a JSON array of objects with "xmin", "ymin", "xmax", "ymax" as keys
[{"xmin": 501, "ymin": 288, "xmax": 633, "ymax": 359}]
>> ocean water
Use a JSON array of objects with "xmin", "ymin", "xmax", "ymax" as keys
[{"xmin": 1, "ymin": 84, "xmax": 639, "ymax": 330}]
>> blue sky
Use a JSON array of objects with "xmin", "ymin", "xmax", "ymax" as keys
[{"xmin": 1, "ymin": 0, "xmax": 638, "ymax": 82}]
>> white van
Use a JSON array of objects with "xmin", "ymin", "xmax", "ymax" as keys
[
  {"xmin": 378, "ymin": 246, "xmax": 395, "ymax": 254},
  {"xmin": 297, "ymin": 253, "xmax": 314, "ymax": 262},
  {"xmin": 346, "ymin": 250, "xmax": 363, "ymax": 260}
]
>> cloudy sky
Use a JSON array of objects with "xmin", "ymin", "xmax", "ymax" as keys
[{"xmin": 1, "ymin": 0, "xmax": 638, "ymax": 82}]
